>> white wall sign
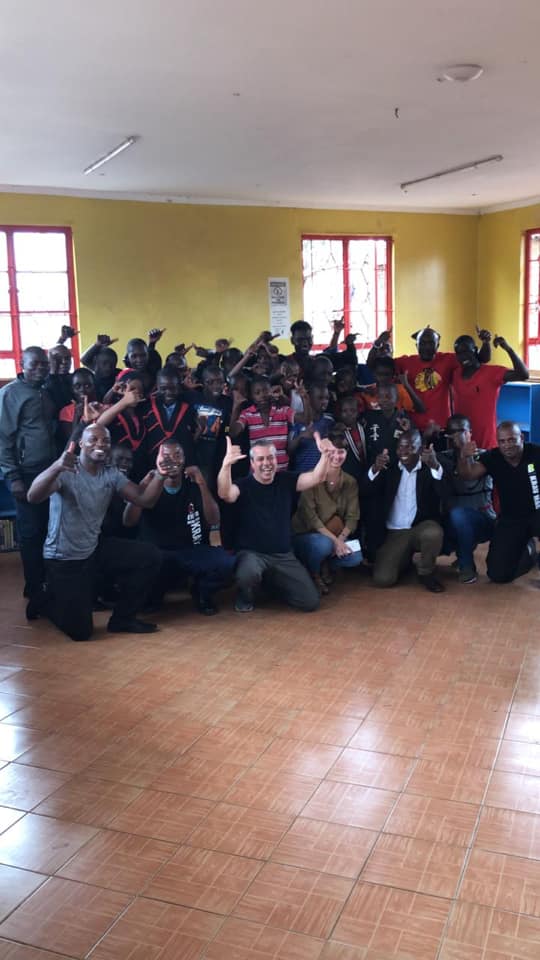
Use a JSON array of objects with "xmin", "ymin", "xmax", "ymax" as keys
[{"xmin": 268, "ymin": 277, "xmax": 290, "ymax": 338}]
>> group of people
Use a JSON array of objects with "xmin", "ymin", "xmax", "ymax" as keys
[{"xmin": 0, "ymin": 316, "xmax": 537, "ymax": 642}]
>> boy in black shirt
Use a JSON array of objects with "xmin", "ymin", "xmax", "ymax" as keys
[
  {"xmin": 458, "ymin": 420, "xmax": 540, "ymax": 582},
  {"xmin": 363, "ymin": 383, "xmax": 410, "ymax": 466},
  {"xmin": 124, "ymin": 440, "xmax": 234, "ymax": 614}
]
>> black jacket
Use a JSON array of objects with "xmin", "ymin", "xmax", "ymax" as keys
[{"xmin": 361, "ymin": 460, "xmax": 442, "ymax": 553}]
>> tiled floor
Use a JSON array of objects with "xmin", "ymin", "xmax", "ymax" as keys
[{"xmin": 0, "ymin": 550, "xmax": 539, "ymax": 959}]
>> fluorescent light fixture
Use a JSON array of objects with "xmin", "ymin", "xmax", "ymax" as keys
[
  {"xmin": 441, "ymin": 64, "xmax": 484, "ymax": 83},
  {"xmin": 400, "ymin": 154, "xmax": 503, "ymax": 192},
  {"xmin": 83, "ymin": 136, "xmax": 138, "ymax": 175}
]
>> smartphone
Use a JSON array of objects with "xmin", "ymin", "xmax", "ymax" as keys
[{"xmin": 345, "ymin": 538, "xmax": 362, "ymax": 553}]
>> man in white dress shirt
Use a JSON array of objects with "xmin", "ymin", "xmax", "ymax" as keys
[{"xmin": 366, "ymin": 429, "xmax": 445, "ymax": 592}]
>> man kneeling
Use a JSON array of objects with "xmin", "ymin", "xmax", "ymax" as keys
[
  {"xmin": 27, "ymin": 424, "xmax": 167, "ymax": 640},
  {"xmin": 217, "ymin": 435, "xmax": 331, "ymax": 612}
]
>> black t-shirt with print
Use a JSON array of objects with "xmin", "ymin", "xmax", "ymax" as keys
[
  {"xmin": 234, "ymin": 471, "xmax": 298, "ymax": 554},
  {"xmin": 139, "ymin": 478, "xmax": 208, "ymax": 549},
  {"xmin": 480, "ymin": 444, "xmax": 540, "ymax": 519}
]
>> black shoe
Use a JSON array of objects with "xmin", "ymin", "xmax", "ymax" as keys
[
  {"xmin": 195, "ymin": 597, "xmax": 219, "ymax": 616},
  {"xmin": 234, "ymin": 590, "xmax": 254, "ymax": 613},
  {"xmin": 107, "ymin": 617, "xmax": 158, "ymax": 634},
  {"xmin": 418, "ymin": 574, "xmax": 445, "ymax": 593},
  {"xmin": 25, "ymin": 586, "xmax": 49, "ymax": 621}
]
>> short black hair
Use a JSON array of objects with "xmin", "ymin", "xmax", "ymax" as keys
[
  {"xmin": 290, "ymin": 320, "xmax": 312, "ymax": 335},
  {"xmin": 373, "ymin": 355, "xmax": 396, "ymax": 372},
  {"xmin": 202, "ymin": 365, "xmax": 223, "ymax": 381},
  {"xmin": 157, "ymin": 365, "xmax": 181, "ymax": 381}
]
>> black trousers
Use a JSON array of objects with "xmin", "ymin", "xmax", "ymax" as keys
[
  {"xmin": 11, "ymin": 478, "xmax": 49, "ymax": 597},
  {"xmin": 44, "ymin": 537, "xmax": 161, "ymax": 641},
  {"xmin": 486, "ymin": 514, "xmax": 540, "ymax": 583}
]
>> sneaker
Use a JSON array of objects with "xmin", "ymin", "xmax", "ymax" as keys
[
  {"xmin": 234, "ymin": 591, "xmax": 254, "ymax": 613},
  {"xmin": 459, "ymin": 567, "xmax": 478, "ymax": 584},
  {"xmin": 418, "ymin": 574, "xmax": 445, "ymax": 593},
  {"xmin": 107, "ymin": 617, "xmax": 158, "ymax": 634}
]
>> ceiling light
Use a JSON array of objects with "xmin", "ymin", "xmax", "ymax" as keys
[
  {"xmin": 400, "ymin": 154, "xmax": 502, "ymax": 192},
  {"xmin": 440, "ymin": 64, "xmax": 484, "ymax": 83},
  {"xmin": 83, "ymin": 136, "xmax": 138, "ymax": 175}
]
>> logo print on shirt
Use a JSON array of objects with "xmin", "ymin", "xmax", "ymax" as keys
[
  {"xmin": 369, "ymin": 423, "xmax": 380, "ymax": 443},
  {"xmin": 528, "ymin": 463, "xmax": 540, "ymax": 510},
  {"xmin": 414, "ymin": 369, "xmax": 442, "ymax": 393},
  {"xmin": 186, "ymin": 502, "xmax": 203, "ymax": 545}
]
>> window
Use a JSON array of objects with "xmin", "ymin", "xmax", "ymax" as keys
[
  {"xmin": 302, "ymin": 235, "xmax": 393, "ymax": 357},
  {"xmin": 0, "ymin": 227, "xmax": 79, "ymax": 379},
  {"xmin": 524, "ymin": 229, "xmax": 540, "ymax": 370}
]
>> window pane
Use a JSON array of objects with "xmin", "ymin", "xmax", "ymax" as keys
[
  {"xmin": 349, "ymin": 239, "xmax": 378, "ymax": 344},
  {"xmin": 0, "ymin": 233, "xmax": 7, "ymax": 272},
  {"xmin": 19, "ymin": 312, "xmax": 69, "ymax": 351},
  {"xmin": 528, "ymin": 303, "xmax": 539, "ymax": 341},
  {"xmin": 0, "ymin": 273, "xmax": 9, "ymax": 312},
  {"xmin": 531, "ymin": 234, "xmax": 540, "ymax": 262},
  {"xmin": 302, "ymin": 239, "xmax": 344, "ymax": 345},
  {"xmin": 0, "ymin": 358, "xmax": 16, "ymax": 379},
  {"xmin": 13, "ymin": 231, "xmax": 67, "ymax": 272},
  {"xmin": 528, "ymin": 343, "xmax": 540, "ymax": 372},
  {"xmin": 17, "ymin": 272, "xmax": 69, "ymax": 312},
  {"xmin": 0, "ymin": 313, "xmax": 12, "ymax": 351}
]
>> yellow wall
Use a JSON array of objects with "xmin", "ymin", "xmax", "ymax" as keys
[
  {"xmin": 0, "ymin": 192, "xmax": 479, "ymax": 359},
  {"xmin": 477, "ymin": 203, "xmax": 540, "ymax": 352}
]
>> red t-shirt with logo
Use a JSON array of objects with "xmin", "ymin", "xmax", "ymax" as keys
[
  {"xmin": 451, "ymin": 365, "xmax": 507, "ymax": 450},
  {"xmin": 394, "ymin": 352, "xmax": 459, "ymax": 431}
]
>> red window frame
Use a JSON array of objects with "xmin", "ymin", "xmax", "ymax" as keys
[
  {"xmin": 301, "ymin": 234, "xmax": 393, "ymax": 352},
  {"xmin": 0, "ymin": 225, "xmax": 79, "ymax": 373}
]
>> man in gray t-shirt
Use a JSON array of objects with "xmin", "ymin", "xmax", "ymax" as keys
[{"xmin": 27, "ymin": 424, "xmax": 169, "ymax": 641}]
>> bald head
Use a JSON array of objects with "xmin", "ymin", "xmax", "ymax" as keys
[{"xmin": 79, "ymin": 423, "xmax": 111, "ymax": 466}]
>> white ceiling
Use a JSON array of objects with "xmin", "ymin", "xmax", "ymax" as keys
[{"xmin": 2, "ymin": 0, "xmax": 540, "ymax": 212}]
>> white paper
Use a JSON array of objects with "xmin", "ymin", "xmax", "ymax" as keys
[{"xmin": 268, "ymin": 277, "xmax": 290, "ymax": 338}]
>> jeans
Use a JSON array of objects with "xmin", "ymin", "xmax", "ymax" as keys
[
  {"xmin": 152, "ymin": 545, "xmax": 236, "ymax": 603},
  {"xmin": 10, "ymin": 478, "xmax": 49, "ymax": 597},
  {"xmin": 293, "ymin": 532, "xmax": 363, "ymax": 574},
  {"xmin": 442, "ymin": 507, "xmax": 496, "ymax": 571}
]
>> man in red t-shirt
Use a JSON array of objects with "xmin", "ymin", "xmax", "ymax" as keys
[
  {"xmin": 392, "ymin": 327, "xmax": 491, "ymax": 433},
  {"xmin": 451, "ymin": 334, "xmax": 529, "ymax": 449}
]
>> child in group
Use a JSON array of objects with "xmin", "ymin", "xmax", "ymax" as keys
[
  {"xmin": 331, "ymin": 364, "xmax": 367, "ymax": 419},
  {"xmin": 361, "ymin": 355, "xmax": 425, "ymax": 416},
  {"xmin": 81, "ymin": 334, "xmax": 122, "ymax": 399},
  {"xmin": 337, "ymin": 394, "xmax": 366, "ymax": 482},
  {"xmin": 188, "ymin": 366, "xmax": 232, "ymax": 488},
  {"xmin": 123, "ymin": 332, "xmax": 163, "ymax": 393},
  {"xmin": 143, "ymin": 365, "xmax": 197, "ymax": 467},
  {"xmin": 96, "ymin": 370, "xmax": 148, "ymax": 477},
  {"xmin": 289, "ymin": 382, "xmax": 335, "ymax": 472},
  {"xmin": 229, "ymin": 374, "xmax": 296, "ymax": 471},
  {"xmin": 58, "ymin": 369, "xmax": 98, "ymax": 446},
  {"xmin": 363, "ymin": 382, "xmax": 411, "ymax": 465}
]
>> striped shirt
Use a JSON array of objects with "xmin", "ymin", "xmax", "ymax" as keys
[{"xmin": 238, "ymin": 403, "xmax": 295, "ymax": 470}]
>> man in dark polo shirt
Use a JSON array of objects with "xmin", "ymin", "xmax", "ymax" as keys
[
  {"xmin": 217, "ymin": 434, "xmax": 332, "ymax": 612},
  {"xmin": 458, "ymin": 420, "xmax": 540, "ymax": 582}
]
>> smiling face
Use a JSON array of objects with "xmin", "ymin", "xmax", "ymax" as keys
[
  {"xmin": 454, "ymin": 337, "xmax": 479, "ymax": 370},
  {"xmin": 126, "ymin": 341, "xmax": 148, "ymax": 371},
  {"xmin": 497, "ymin": 423, "xmax": 524, "ymax": 464},
  {"xmin": 396, "ymin": 431, "xmax": 422, "ymax": 470},
  {"xmin": 22, "ymin": 348, "xmax": 49, "ymax": 386},
  {"xmin": 203, "ymin": 368, "xmax": 225, "ymax": 399},
  {"xmin": 328, "ymin": 444, "xmax": 347, "ymax": 469},
  {"xmin": 250, "ymin": 443, "xmax": 278, "ymax": 484},
  {"xmin": 157, "ymin": 374, "xmax": 181, "ymax": 405},
  {"xmin": 251, "ymin": 379, "xmax": 271, "ymax": 410},
  {"xmin": 111, "ymin": 445, "xmax": 134, "ymax": 475},
  {"xmin": 80, "ymin": 424, "xmax": 111, "ymax": 464},
  {"xmin": 158, "ymin": 441, "xmax": 185, "ymax": 483}
]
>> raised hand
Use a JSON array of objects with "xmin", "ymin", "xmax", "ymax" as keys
[
  {"xmin": 375, "ymin": 328, "xmax": 392, "ymax": 346},
  {"xmin": 60, "ymin": 325, "xmax": 79, "ymax": 341},
  {"xmin": 148, "ymin": 328, "xmax": 166, "ymax": 344},
  {"xmin": 493, "ymin": 335, "xmax": 510, "ymax": 351},
  {"xmin": 185, "ymin": 465, "xmax": 205, "ymax": 485},
  {"xmin": 374, "ymin": 448, "xmax": 390, "ymax": 473},
  {"xmin": 121, "ymin": 382, "xmax": 145, "ymax": 407},
  {"xmin": 333, "ymin": 316, "xmax": 345, "ymax": 334},
  {"xmin": 344, "ymin": 333, "xmax": 357, "ymax": 346},
  {"xmin": 57, "ymin": 442, "xmax": 78, "ymax": 473},
  {"xmin": 96, "ymin": 333, "xmax": 118, "ymax": 346},
  {"xmin": 396, "ymin": 415, "xmax": 411, "ymax": 432},
  {"xmin": 223, "ymin": 435, "xmax": 247, "ymax": 466},
  {"xmin": 314, "ymin": 430, "xmax": 334, "ymax": 453},
  {"xmin": 82, "ymin": 397, "xmax": 105, "ymax": 423},
  {"xmin": 421, "ymin": 443, "xmax": 440, "ymax": 470},
  {"xmin": 475, "ymin": 325, "xmax": 492, "ymax": 342}
]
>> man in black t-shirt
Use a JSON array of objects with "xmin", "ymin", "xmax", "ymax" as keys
[
  {"xmin": 217, "ymin": 435, "xmax": 332, "ymax": 612},
  {"xmin": 458, "ymin": 420, "xmax": 540, "ymax": 582},
  {"xmin": 124, "ymin": 440, "xmax": 235, "ymax": 614}
]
